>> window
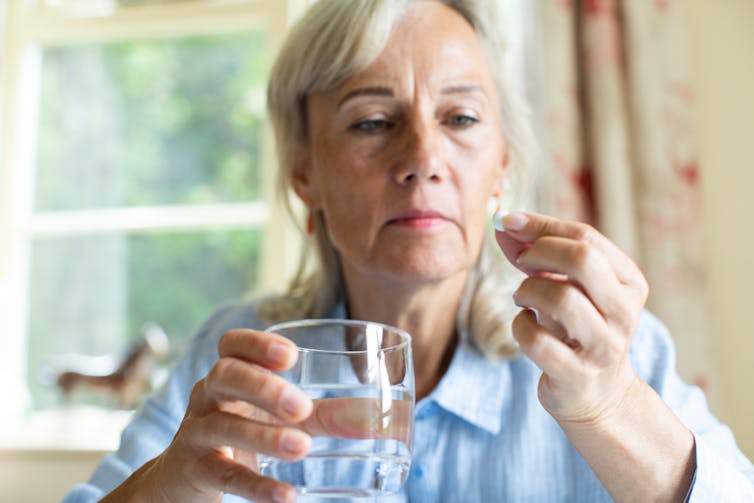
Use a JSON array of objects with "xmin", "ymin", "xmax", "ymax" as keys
[
  {"xmin": 0, "ymin": 0, "xmax": 305, "ymax": 448},
  {"xmin": 30, "ymin": 30, "xmax": 271, "ymax": 411}
]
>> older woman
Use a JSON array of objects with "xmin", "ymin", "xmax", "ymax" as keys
[{"xmin": 63, "ymin": 1, "xmax": 754, "ymax": 502}]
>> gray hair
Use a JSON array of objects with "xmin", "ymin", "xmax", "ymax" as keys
[{"xmin": 259, "ymin": 0, "xmax": 534, "ymax": 358}]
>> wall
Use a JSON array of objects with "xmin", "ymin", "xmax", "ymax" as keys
[
  {"xmin": 686, "ymin": 0, "xmax": 754, "ymax": 459},
  {"xmin": 0, "ymin": 449, "xmax": 105, "ymax": 502}
]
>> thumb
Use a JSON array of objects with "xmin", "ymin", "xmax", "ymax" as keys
[{"xmin": 494, "ymin": 228, "xmax": 530, "ymax": 274}]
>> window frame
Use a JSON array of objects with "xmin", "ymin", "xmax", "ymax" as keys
[{"xmin": 0, "ymin": 0, "xmax": 307, "ymax": 446}]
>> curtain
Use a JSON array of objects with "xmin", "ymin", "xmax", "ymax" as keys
[{"xmin": 528, "ymin": 0, "xmax": 714, "ymax": 398}]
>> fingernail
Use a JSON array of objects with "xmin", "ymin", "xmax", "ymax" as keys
[
  {"xmin": 280, "ymin": 387, "xmax": 311, "ymax": 417},
  {"xmin": 492, "ymin": 210, "xmax": 508, "ymax": 232},
  {"xmin": 267, "ymin": 342, "xmax": 292, "ymax": 366},
  {"xmin": 503, "ymin": 212, "xmax": 528, "ymax": 231},
  {"xmin": 273, "ymin": 485, "xmax": 294, "ymax": 503},
  {"xmin": 280, "ymin": 430, "xmax": 307, "ymax": 454}
]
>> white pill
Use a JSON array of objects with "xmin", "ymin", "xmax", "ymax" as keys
[{"xmin": 492, "ymin": 210, "xmax": 507, "ymax": 232}]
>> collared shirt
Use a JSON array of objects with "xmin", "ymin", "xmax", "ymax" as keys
[{"xmin": 62, "ymin": 300, "xmax": 754, "ymax": 502}]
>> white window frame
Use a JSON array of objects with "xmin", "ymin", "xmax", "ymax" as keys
[{"xmin": 0, "ymin": 0, "xmax": 308, "ymax": 448}]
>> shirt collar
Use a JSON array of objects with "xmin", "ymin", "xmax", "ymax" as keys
[
  {"xmin": 328, "ymin": 301, "xmax": 511, "ymax": 435},
  {"xmin": 428, "ymin": 340, "xmax": 511, "ymax": 435}
]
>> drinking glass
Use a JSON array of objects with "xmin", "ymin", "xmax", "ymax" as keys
[{"xmin": 258, "ymin": 319, "xmax": 414, "ymax": 498}]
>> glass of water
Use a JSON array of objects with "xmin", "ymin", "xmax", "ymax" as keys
[{"xmin": 259, "ymin": 319, "xmax": 414, "ymax": 498}]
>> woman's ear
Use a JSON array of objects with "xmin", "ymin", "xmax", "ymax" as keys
[
  {"xmin": 290, "ymin": 145, "xmax": 320, "ymax": 208},
  {"xmin": 491, "ymin": 150, "xmax": 511, "ymax": 198}
]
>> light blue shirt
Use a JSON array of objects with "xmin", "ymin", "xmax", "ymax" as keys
[{"xmin": 62, "ymin": 300, "xmax": 754, "ymax": 502}]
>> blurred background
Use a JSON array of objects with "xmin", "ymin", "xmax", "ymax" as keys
[{"xmin": 0, "ymin": 0, "xmax": 752, "ymax": 501}]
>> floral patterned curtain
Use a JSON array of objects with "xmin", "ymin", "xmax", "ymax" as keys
[{"xmin": 528, "ymin": 0, "xmax": 714, "ymax": 398}]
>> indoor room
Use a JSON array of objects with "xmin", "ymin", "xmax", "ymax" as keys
[{"xmin": 1, "ymin": 0, "xmax": 752, "ymax": 501}]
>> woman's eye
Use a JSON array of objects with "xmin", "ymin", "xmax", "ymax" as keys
[
  {"xmin": 349, "ymin": 119, "xmax": 393, "ymax": 133},
  {"xmin": 446, "ymin": 114, "xmax": 479, "ymax": 128}
]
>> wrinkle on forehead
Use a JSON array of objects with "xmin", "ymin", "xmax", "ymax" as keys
[{"xmin": 331, "ymin": 1, "xmax": 495, "ymax": 105}]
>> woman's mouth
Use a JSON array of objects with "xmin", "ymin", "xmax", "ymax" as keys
[{"xmin": 386, "ymin": 210, "xmax": 450, "ymax": 229}]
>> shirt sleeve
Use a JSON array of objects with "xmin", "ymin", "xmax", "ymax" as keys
[
  {"xmin": 631, "ymin": 311, "xmax": 754, "ymax": 501},
  {"xmin": 60, "ymin": 306, "xmax": 227, "ymax": 503}
]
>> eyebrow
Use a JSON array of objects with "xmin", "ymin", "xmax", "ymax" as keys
[
  {"xmin": 336, "ymin": 83, "xmax": 487, "ymax": 109},
  {"xmin": 337, "ymin": 86, "xmax": 394, "ymax": 109}
]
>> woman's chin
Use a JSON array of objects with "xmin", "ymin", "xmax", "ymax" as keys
[{"xmin": 375, "ymin": 255, "xmax": 471, "ymax": 285}]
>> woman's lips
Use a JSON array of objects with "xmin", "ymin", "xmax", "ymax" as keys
[{"xmin": 387, "ymin": 210, "xmax": 450, "ymax": 229}]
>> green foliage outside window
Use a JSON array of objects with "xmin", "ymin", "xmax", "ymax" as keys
[
  {"xmin": 37, "ymin": 31, "xmax": 267, "ymax": 210},
  {"xmin": 28, "ymin": 31, "xmax": 269, "ymax": 410}
]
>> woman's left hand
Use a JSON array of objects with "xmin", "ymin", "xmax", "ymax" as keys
[
  {"xmin": 495, "ymin": 211, "xmax": 698, "ymax": 502},
  {"xmin": 494, "ymin": 211, "xmax": 649, "ymax": 425}
]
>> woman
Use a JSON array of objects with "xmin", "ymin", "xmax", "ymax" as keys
[{"xmin": 63, "ymin": 1, "xmax": 754, "ymax": 502}]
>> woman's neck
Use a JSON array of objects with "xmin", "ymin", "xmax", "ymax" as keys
[{"xmin": 343, "ymin": 267, "xmax": 467, "ymax": 400}]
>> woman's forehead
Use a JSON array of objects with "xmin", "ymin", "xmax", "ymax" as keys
[{"xmin": 329, "ymin": 2, "xmax": 496, "ymax": 102}]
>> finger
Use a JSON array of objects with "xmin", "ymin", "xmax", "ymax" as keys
[
  {"xmin": 516, "ymin": 236, "xmax": 636, "ymax": 324},
  {"xmin": 494, "ymin": 233, "xmax": 568, "ymax": 283},
  {"xmin": 497, "ymin": 212, "xmax": 645, "ymax": 287},
  {"xmin": 300, "ymin": 397, "xmax": 412, "ymax": 443},
  {"xmin": 203, "ymin": 451, "xmax": 296, "ymax": 503},
  {"xmin": 514, "ymin": 277, "xmax": 621, "ymax": 361},
  {"xmin": 533, "ymin": 311, "xmax": 569, "ymax": 343},
  {"xmin": 219, "ymin": 329, "xmax": 299, "ymax": 372},
  {"xmin": 234, "ymin": 448, "xmax": 260, "ymax": 472},
  {"xmin": 494, "ymin": 224, "xmax": 535, "ymax": 279},
  {"xmin": 203, "ymin": 357, "xmax": 312, "ymax": 423},
  {"xmin": 512, "ymin": 309, "xmax": 581, "ymax": 381},
  {"xmin": 190, "ymin": 410, "xmax": 311, "ymax": 461},
  {"xmin": 532, "ymin": 311, "xmax": 584, "ymax": 351}
]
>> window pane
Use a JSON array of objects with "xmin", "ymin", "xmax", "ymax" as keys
[
  {"xmin": 36, "ymin": 31, "xmax": 268, "ymax": 211},
  {"xmin": 27, "ymin": 229, "xmax": 261, "ymax": 409},
  {"xmin": 44, "ymin": 1, "xmax": 250, "ymax": 17}
]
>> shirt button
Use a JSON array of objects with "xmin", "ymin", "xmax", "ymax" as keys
[{"xmin": 412, "ymin": 466, "xmax": 424, "ymax": 479}]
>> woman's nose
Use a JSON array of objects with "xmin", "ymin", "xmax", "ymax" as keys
[{"xmin": 393, "ymin": 119, "xmax": 445, "ymax": 185}]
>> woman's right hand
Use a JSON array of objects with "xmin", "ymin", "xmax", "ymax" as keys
[{"xmin": 102, "ymin": 328, "xmax": 313, "ymax": 503}]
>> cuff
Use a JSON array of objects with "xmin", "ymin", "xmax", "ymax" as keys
[
  {"xmin": 60, "ymin": 483, "xmax": 105, "ymax": 503},
  {"xmin": 686, "ymin": 433, "xmax": 754, "ymax": 501}
]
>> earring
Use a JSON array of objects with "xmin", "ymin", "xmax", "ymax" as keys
[{"xmin": 306, "ymin": 211, "xmax": 314, "ymax": 235}]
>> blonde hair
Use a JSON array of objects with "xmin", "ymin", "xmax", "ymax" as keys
[{"xmin": 260, "ymin": 0, "xmax": 534, "ymax": 358}]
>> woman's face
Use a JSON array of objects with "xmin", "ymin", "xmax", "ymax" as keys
[{"xmin": 294, "ymin": 2, "xmax": 507, "ymax": 286}]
